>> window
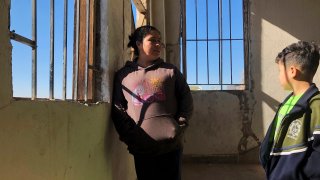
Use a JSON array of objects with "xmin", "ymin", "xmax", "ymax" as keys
[
  {"xmin": 181, "ymin": 0, "xmax": 248, "ymax": 90},
  {"xmin": 10, "ymin": 0, "xmax": 97, "ymax": 101}
]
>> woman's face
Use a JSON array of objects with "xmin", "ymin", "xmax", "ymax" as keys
[{"xmin": 137, "ymin": 30, "xmax": 163, "ymax": 60}]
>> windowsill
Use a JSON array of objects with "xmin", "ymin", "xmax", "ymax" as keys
[
  {"xmin": 12, "ymin": 97, "xmax": 108, "ymax": 105},
  {"xmin": 189, "ymin": 85, "xmax": 246, "ymax": 91}
]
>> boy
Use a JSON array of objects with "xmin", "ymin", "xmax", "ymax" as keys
[{"xmin": 260, "ymin": 41, "xmax": 320, "ymax": 180}]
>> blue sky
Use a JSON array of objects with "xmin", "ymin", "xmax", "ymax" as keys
[
  {"xmin": 10, "ymin": 0, "xmax": 244, "ymax": 98},
  {"xmin": 11, "ymin": 0, "xmax": 74, "ymax": 99},
  {"xmin": 185, "ymin": 0, "xmax": 244, "ymax": 89}
]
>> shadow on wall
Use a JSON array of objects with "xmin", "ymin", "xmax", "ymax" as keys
[
  {"xmin": 261, "ymin": 91, "xmax": 280, "ymax": 112},
  {"xmin": 104, "ymin": 105, "xmax": 135, "ymax": 180},
  {"xmin": 252, "ymin": 0, "xmax": 320, "ymax": 153},
  {"xmin": 237, "ymin": 91, "xmax": 280, "ymax": 154},
  {"xmin": 259, "ymin": 0, "xmax": 320, "ymax": 42}
]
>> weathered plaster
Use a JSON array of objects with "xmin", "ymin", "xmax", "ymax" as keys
[
  {"xmin": 3, "ymin": 0, "xmax": 320, "ymax": 177},
  {"xmin": 0, "ymin": 0, "xmax": 136, "ymax": 179},
  {"xmin": 0, "ymin": 101, "xmax": 109, "ymax": 179},
  {"xmin": 0, "ymin": 0, "xmax": 12, "ymax": 109},
  {"xmin": 184, "ymin": 0, "xmax": 320, "ymax": 163}
]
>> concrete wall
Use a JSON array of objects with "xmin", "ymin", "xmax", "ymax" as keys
[
  {"xmin": 0, "ymin": 0, "xmax": 135, "ymax": 179},
  {"xmin": 183, "ymin": 0, "xmax": 320, "ymax": 162},
  {"xmin": 2, "ymin": 0, "xmax": 320, "ymax": 179},
  {"xmin": 251, "ymin": 0, "xmax": 320, "ymax": 135},
  {"xmin": 150, "ymin": 0, "xmax": 181, "ymax": 68}
]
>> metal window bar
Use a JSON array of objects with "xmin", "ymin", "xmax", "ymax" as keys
[
  {"xmin": 243, "ymin": 0, "xmax": 249, "ymax": 89},
  {"xmin": 206, "ymin": 0, "xmax": 209, "ymax": 84},
  {"xmin": 218, "ymin": 0, "xmax": 222, "ymax": 89},
  {"xmin": 183, "ymin": 0, "xmax": 245, "ymax": 90},
  {"xmin": 73, "ymin": 0, "xmax": 80, "ymax": 100},
  {"xmin": 10, "ymin": 0, "xmax": 80, "ymax": 100},
  {"xmin": 229, "ymin": 0, "xmax": 233, "ymax": 84},
  {"xmin": 10, "ymin": 0, "xmax": 37, "ymax": 99},
  {"xmin": 181, "ymin": 0, "xmax": 187, "ymax": 79},
  {"xmin": 189, "ymin": 83, "xmax": 244, "ymax": 85},
  {"xmin": 48, "ymin": 0, "xmax": 73, "ymax": 100},
  {"xmin": 49, "ymin": 0, "xmax": 55, "ymax": 99},
  {"xmin": 186, "ymin": 38, "xmax": 243, "ymax": 41},
  {"xmin": 32, "ymin": 0, "xmax": 37, "ymax": 100},
  {"xmin": 188, "ymin": 83, "xmax": 244, "ymax": 85},
  {"xmin": 63, "ymin": 0, "xmax": 68, "ymax": 100},
  {"xmin": 48, "ymin": 0, "xmax": 70, "ymax": 100},
  {"xmin": 195, "ymin": 0, "xmax": 198, "ymax": 84}
]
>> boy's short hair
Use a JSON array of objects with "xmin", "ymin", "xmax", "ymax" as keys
[{"xmin": 275, "ymin": 41, "xmax": 320, "ymax": 80}]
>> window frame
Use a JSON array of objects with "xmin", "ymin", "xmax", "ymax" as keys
[
  {"xmin": 9, "ymin": 0, "xmax": 98, "ymax": 102},
  {"xmin": 181, "ymin": 0, "xmax": 250, "ymax": 91}
]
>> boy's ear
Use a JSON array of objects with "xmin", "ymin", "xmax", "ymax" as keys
[{"xmin": 289, "ymin": 65, "xmax": 298, "ymax": 78}]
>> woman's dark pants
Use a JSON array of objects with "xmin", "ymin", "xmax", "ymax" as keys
[{"xmin": 134, "ymin": 149, "xmax": 182, "ymax": 180}]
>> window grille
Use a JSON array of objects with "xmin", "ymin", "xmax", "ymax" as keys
[
  {"xmin": 10, "ymin": 0, "xmax": 96, "ymax": 101},
  {"xmin": 181, "ymin": 0, "xmax": 248, "ymax": 90}
]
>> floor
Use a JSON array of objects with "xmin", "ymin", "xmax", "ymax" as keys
[{"xmin": 182, "ymin": 163, "xmax": 266, "ymax": 180}]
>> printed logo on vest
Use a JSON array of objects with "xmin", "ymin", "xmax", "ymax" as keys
[{"xmin": 287, "ymin": 120, "xmax": 302, "ymax": 140}]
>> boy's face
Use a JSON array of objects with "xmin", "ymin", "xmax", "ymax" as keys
[{"xmin": 278, "ymin": 61, "xmax": 292, "ymax": 91}]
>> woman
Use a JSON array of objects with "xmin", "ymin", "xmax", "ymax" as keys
[{"xmin": 111, "ymin": 25, "xmax": 193, "ymax": 180}]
